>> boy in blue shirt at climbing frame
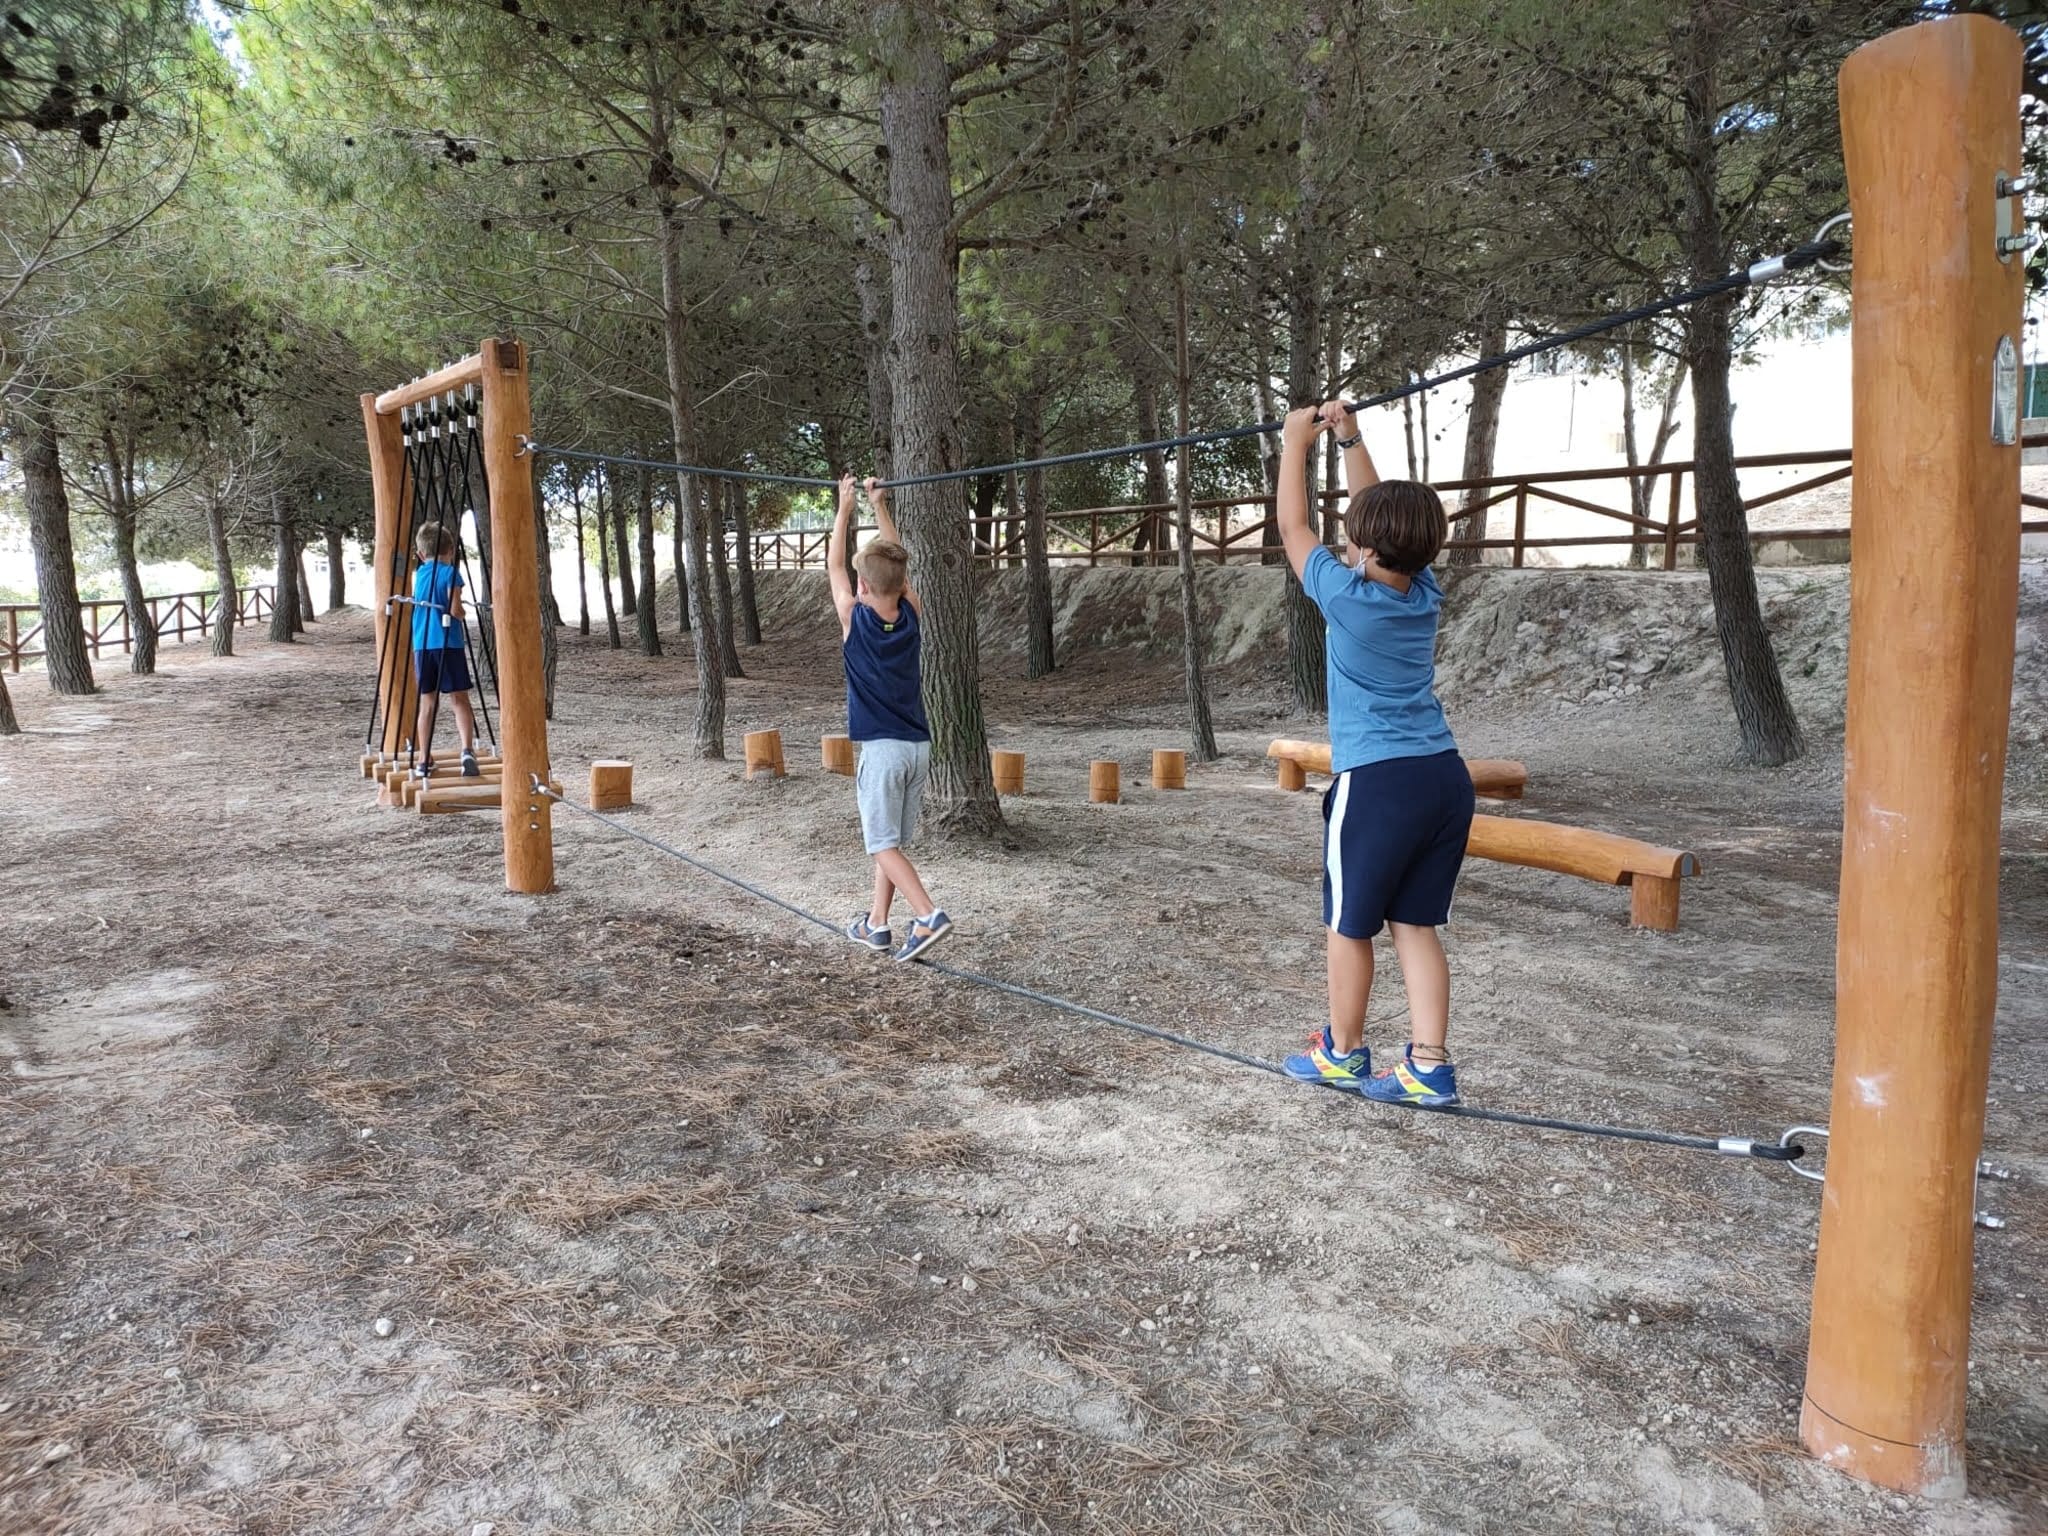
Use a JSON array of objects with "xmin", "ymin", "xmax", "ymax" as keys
[
  {"xmin": 1275, "ymin": 399, "xmax": 1474, "ymax": 1106},
  {"xmin": 410, "ymin": 521, "xmax": 481, "ymax": 780},
  {"xmin": 828, "ymin": 474, "xmax": 953, "ymax": 964}
]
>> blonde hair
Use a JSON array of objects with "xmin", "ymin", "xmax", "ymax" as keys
[
  {"xmin": 853, "ymin": 537, "xmax": 909, "ymax": 597},
  {"xmin": 414, "ymin": 522, "xmax": 455, "ymax": 560}
]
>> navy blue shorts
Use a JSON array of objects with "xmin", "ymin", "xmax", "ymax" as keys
[
  {"xmin": 1322, "ymin": 750, "xmax": 1475, "ymax": 939},
  {"xmin": 414, "ymin": 648, "xmax": 472, "ymax": 694}
]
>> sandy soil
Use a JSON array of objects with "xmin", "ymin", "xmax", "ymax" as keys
[{"xmin": 1, "ymin": 563, "xmax": 2042, "ymax": 1536}]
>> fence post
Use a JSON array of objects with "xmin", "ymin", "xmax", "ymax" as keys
[
  {"xmin": 1664, "ymin": 472, "xmax": 1684, "ymax": 570},
  {"xmin": 5, "ymin": 608, "xmax": 15, "ymax": 672},
  {"xmin": 1512, "ymin": 483, "xmax": 1528, "ymax": 568}
]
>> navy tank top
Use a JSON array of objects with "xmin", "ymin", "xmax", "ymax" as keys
[{"xmin": 844, "ymin": 599, "xmax": 930, "ymax": 743}]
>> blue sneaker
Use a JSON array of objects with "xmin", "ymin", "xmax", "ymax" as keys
[
  {"xmin": 1282, "ymin": 1027, "xmax": 1372, "ymax": 1090},
  {"xmin": 894, "ymin": 910, "xmax": 954, "ymax": 964},
  {"xmin": 1361, "ymin": 1045, "xmax": 1461, "ymax": 1107},
  {"xmin": 846, "ymin": 914, "xmax": 892, "ymax": 951}
]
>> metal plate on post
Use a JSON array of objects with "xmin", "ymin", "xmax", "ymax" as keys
[{"xmin": 1993, "ymin": 334, "xmax": 2019, "ymax": 445}]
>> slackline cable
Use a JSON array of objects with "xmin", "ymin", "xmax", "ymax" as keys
[{"xmin": 534, "ymin": 783, "xmax": 1813, "ymax": 1172}]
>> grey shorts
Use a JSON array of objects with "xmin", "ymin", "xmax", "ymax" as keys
[{"xmin": 855, "ymin": 737, "xmax": 930, "ymax": 854}]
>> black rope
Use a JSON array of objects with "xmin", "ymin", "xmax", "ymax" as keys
[
  {"xmin": 536, "ymin": 786, "xmax": 1809, "ymax": 1170},
  {"xmin": 521, "ymin": 236, "xmax": 1843, "ymax": 496},
  {"xmin": 441, "ymin": 391, "xmax": 501, "ymax": 746}
]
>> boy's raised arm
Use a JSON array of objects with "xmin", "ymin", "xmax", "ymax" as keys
[
  {"xmin": 867, "ymin": 477, "xmax": 920, "ymax": 613},
  {"xmin": 1276, "ymin": 406, "xmax": 1331, "ymax": 583},
  {"xmin": 1318, "ymin": 398, "xmax": 1380, "ymax": 500},
  {"xmin": 828, "ymin": 474, "xmax": 858, "ymax": 627}
]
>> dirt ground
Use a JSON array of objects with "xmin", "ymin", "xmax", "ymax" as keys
[{"xmin": 1, "ymin": 563, "xmax": 2043, "ymax": 1536}]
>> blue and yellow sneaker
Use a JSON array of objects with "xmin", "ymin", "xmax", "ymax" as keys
[
  {"xmin": 1360, "ymin": 1045, "xmax": 1461, "ymax": 1107},
  {"xmin": 1282, "ymin": 1027, "xmax": 1372, "ymax": 1090}
]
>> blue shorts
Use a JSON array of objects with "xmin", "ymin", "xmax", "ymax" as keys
[
  {"xmin": 414, "ymin": 647, "xmax": 472, "ymax": 694},
  {"xmin": 1322, "ymin": 750, "xmax": 1475, "ymax": 939}
]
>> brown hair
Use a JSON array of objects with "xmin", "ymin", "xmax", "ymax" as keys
[
  {"xmin": 853, "ymin": 537, "xmax": 909, "ymax": 597},
  {"xmin": 1343, "ymin": 480, "xmax": 1445, "ymax": 574},
  {"xmin": 414, "ymin": 522, "xmax": 455, "ymax": 560}
]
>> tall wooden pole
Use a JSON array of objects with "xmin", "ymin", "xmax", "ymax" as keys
[
  {"xmin": 360, "ymin": 394, "xmax": 415, "ymax": 762},
  {"xmin": 477, "ymin": 338, "xmax": 555, "ymax": 895},
  {"xmin": 1803, "ymin": 14, "xmax": 2024, "ymax": 1498}
]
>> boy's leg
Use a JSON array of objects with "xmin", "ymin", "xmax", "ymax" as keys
[
  {"xmin": 449, "ymin": 690, "xmax": 478, "ymax": 753},
  {"xmin": 413, "ymin": 688, "xmax": 440, "ymax": 763},
  {"xmin": 869, "ymin": 858, "xmax": 898, "ymax": 929},
  {"xmin": 874, "ymin": 847, "xmax": 931, "ymax": 918},
  {"xmin": 1388, "ymin": 922, "xmax": 1451, "ymax": 1063},
  {"xmin": 1326, "ymin": 928, "xmax": 1375, "ymax": 1056}
]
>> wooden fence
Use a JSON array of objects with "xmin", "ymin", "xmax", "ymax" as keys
[
  {"xmin": 0, "ymin": 586, "xmax": 276, "ymax": 673},
  {"xmin": 746, "ymin": 440, "xmax": 2048, "ymax": 572}
]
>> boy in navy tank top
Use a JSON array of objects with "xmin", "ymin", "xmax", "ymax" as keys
[
  {"xmin": 1272, "ymin": 400, "xmax": 1474, "ymax": 1107},
  {"xmin": 829, "ymin": 474, "xmax": 953, "ymax": 963}
]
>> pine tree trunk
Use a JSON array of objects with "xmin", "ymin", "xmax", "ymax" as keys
[
  {"xmin": 1280, "ymin": 198, "xmax": 1327, "ymax": 715},
  {"xmin": 878, "ymin": 2, "xmax": 999, "ymax": 832},
  {"xmin": 1680, "ymin": 1, "xmax": 1803, "ymax": 765},
  {"xmin": 1018, "ymin": 399, "xmax": 1055, "ymax": 679},
  {"xmin": 269, "ymin": 491, "xmax": 299, "ymax": 643},
  {"xmin": 0, "ymin": 670, "xmax": 17, "ymax": 734},
  {"xmin": 654, "ymin": 153, "xmax": 724, "ymax": 758},
  {"xmin": 855, "ymin": 245, "xmax": 895, "ymax": 478},
  {"xmin": 1621, "ymin": 343, "xmax": 1646, "ymax": 568},
  {"xmin": 634, "ymin": 463, "xmax": 662, "ymax": 657},
  {"xmin": 707, "ymin": 481, "xmax": 743, "ymax": 679},
  {"xmin": 325, "ymin": 523, "xmax": 347, "ymax": 611},
  {"xmin": 531, "ymin": 457, "xmax": 560, "ymax": 718},
  {"xmin": 572, "ymin": 474, "xmax": 591, "ymax": 635},
  {"xmin": 1256, "ymin": 369, "xmax": 1284, "ymax": 564},
  {"xmin": 207, "ymin": 494, "xmax": 237, "ymax": 659},
  {"xmin": 613, "ymin": 490, "xmax": 637, "ymax": 616},
  {"xmin": 1174, "ymin": 257, "xmax": 1219, "ymax": 760},
  {"xmin": 669, "ymin": 481, "xmax": 691, "ymax": 631},
  {"xmin": 112, "ymin": 503, "xmax": 156, "ymax": 675},
  {"xmin": 594, "ymin": 472, "xmax": 621, "ymax": 650},
  {"xmin": 729, "ymin": 480, "xmax": 761, "ymax": 645},
  {"xmin": 1133, "ymin": 361, "xmax": 1172, "ymax": 565},
  {"xmin": 21, "ymin": 395, "xmax": 94, "ymax": 693},
  {"xmin": 295, "ymin": 539, "xmax": 314, "ymax": 627},
  {"xmin": 1451, "ymin": 315, "xmax": 1511, "ymax": 566}
]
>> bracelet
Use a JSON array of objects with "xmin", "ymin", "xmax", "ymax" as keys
[{"xmin": 1335, "ymin": 433, "xmax": 1362, "ymax": 450}]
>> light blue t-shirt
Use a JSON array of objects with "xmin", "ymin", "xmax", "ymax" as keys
[
  {"xmin": 1300, "ymin": 545, "xmax": 1457, "ymax": 773},
  {"xmin": 411, "ymin": 559, "xmax": 464, "ymax": 651}
]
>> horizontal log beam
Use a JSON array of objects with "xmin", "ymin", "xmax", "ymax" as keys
[
  {"xmin": 375, "ymin": 354, "xmax": 485, "ymax": 416},
  {"xmin": 1265, "ymin": 740, "xmax": 1528, "ymax": 799},
  {"xmin": 1465, "ymin": 812, "xmax": 1698, "ymax": 886}
]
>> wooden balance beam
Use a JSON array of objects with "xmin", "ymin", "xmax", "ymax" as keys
[
  {"xmin": 417, "ymin": 777, "xmax": 561, "ymax": 816},
  {"xmin": 1265, "ymin": 740, "xmax": 1528, "ymax": 800},
  {"xmin": 1465, "ymin": 813, "xmax": 1699, "ymax": 931}
]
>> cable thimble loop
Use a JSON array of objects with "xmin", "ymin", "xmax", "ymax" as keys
[
  {"xmin": 1779, "ymin": 1124, "xmax": 1828, "ymax": 1182},
  {"xmin": 1813, "ymin": 214, "xmax": 1852, "ymax": 273}
]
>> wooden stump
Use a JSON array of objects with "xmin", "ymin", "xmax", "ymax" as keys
[
  {"xmin": 1151, "ymin": 749, "xmax": 1186, "ymax": 791},
  {"xmin": 590, "ymin": 759, "xmax": 633, "ymax": 811},
  {"xmin": 1089, "ymin": 761, "xmax": 1120, "ymax": 804},
  {"xmin": 822, "ymin": 734, "xmax": 855, "ymax": 776},
  {"xmin": 991, "ymin": 749, "xmax": 1025, "ymax": 795},
  {"xmin": 1626, "ymin": 875, "xmax": 1682, "ymax": 933},
  {"xmin": 745, "ymin": 729, "xmax": 786, "ymax": 780},
  {"xmin": 1276, "ymin": 758, "xmax": 1307, "ymax": 792}
]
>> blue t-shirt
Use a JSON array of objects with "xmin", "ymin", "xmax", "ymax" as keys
[
  {"xmin": 412, "ymin": 559, "xmax": 464, "ymax": 651},
  {"xmin": 1301, "ymin": 545, "xmax": 1457, "ymax": 773},
  {"xmin": 844, "ymin": 598, "xmax": 929, "ymax": 743}
]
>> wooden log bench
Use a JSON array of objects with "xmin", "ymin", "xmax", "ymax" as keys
[
  {"xmin": 1265, "ymin": 739, "xmax": 1529, "ymax": 800},
  {"xmin": 1465, "ymin": 813, "xmax": 1700, "ymax": 931}
]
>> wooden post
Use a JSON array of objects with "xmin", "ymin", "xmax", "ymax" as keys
[
  {"xmin": 1151, "ymin": 749, "xmax": 1186, "ymax": 790},
  {"xmin": 1626, "ymin": 875, "xmax": 1681, "ymax": 933},
  {"xmin": 1664, "ymin": 472, "xmax": 1684, "ymax": 572},
  {"xmin": 590, "ymin": 759, "xmax": 634, "ymax": 810},
  {"xmin": 991, "ymin": 749, "xmax": 1025, "ymax": 795},
  {"xmin": 360, "ymin": 394, "xmax": 416, "ymax": 760},
  {"xmin": 1802, "ymin": 15, "xmax": 2025, "ymax": 1499},
  {"xmin": 744, "ymin": 729, "xmax": 786, "ymax": 779},
  {"xmin": 1276, "ymin": 758, "xmax": 1307, "ymax": 792},
  {"xmin": 822, "ymin": 734, "xmax": 856, "ymax": 776},
  {"xmin": 477, "ymin": 339, "xmax": 554, "ymax": 895},
  {"xmin": 1089, "ymin": 761, "xmax": 1119, "ymax": 804},
  {"xmin": 1511, "ymin": 483, "xmax": 1527, "ymax": 568}
]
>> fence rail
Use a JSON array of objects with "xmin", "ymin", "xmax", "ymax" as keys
[
  {"xmin": 745, "ymin": 440, "xmax": 2048, "ymax": 572},
  {"xmin": 1, "ymin": 586, "xmax": 276, "ymax": 673}
]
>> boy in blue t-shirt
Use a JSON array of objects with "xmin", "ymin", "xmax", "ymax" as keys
[
  {"xmin": 1273, "ymin": 400, "xmax": 1474, "ymax": 1106},
  {"xmin": 827, "ymin": 474, "xmax": 952, "ymax": 964},
  {"xmin": 409, "ymin": 522, "xmax": 480, "ymax": 779}
]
